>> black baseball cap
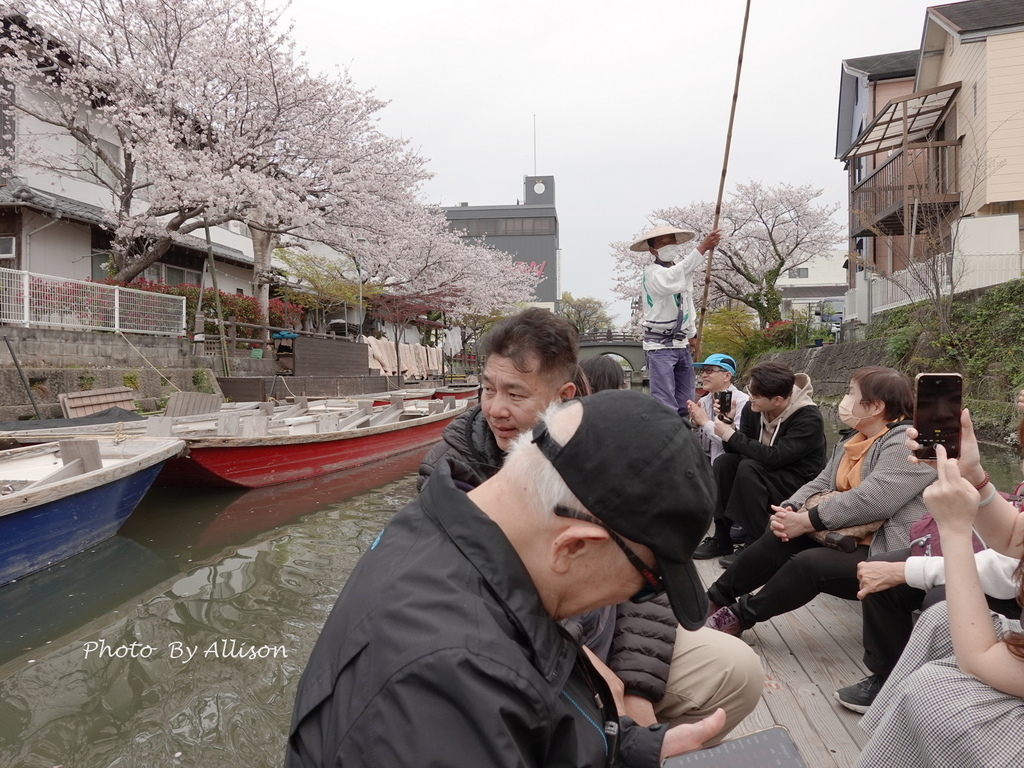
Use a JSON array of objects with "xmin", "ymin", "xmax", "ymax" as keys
[{"xmin": 531, "ymin": 389, "xmax": 716, "ymax": 630}]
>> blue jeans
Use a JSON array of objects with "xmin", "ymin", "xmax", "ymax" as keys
[{"xmin": 646, "ymin": 346, "xmax": 694, "ymax": 417}]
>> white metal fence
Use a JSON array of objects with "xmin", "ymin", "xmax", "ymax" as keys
[
  {"xmin": 846, "ymin": 251, "xmax": 1023, "ymax": 323},
  {"xmin": 0, "ymin": 267, "xmax": 187, "ymax": 336}
]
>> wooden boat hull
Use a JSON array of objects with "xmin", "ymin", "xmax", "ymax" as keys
[
  {"xmin": 0, "ymin": 456, "xmax": 176, "ymax": 587},
  {"xmin": 159, "ymin": 407, "xmax": 463, "ymax": 489},
  {"xmin": 433, "ymin": 386, "xmax": 479, "ymax": 401}
]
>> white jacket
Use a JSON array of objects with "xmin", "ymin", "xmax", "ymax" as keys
[
  {"xmin": 695, "ymin": 385, "xmax": 749, "ymax": 464},
  {"xmin": 641, "ymin": 248, "xmax": 702, "ymax": 350},
  {"xmin": 905, "ymin": 549, "xmax": 1019, "ymax": 600}
]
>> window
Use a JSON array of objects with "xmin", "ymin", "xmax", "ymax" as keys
[
  {"xmin": 164, "ymin": 265, "xmax": 202, "ymax": 286},
  {"xmin": 236, "ymin": 288, "xmax": 245, "ymax": 295},
  {"xmin": 0, "ymin": 235, "xmax": 14, "ymax": 259},
  {"xmin": 78, "ymin": 137, "xmax": 123, "ymax": 188},
  {"xmin": 449, "ymin": 217, "xmax": 555, "ymax": 237},
  {"xmin": 788, "ymin": 268, "xmax": 809, "ymax": 279}
]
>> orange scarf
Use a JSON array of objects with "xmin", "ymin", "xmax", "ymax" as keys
[{"xmin": 835, "ymin": 428, "xmax": 888, "ymax": 491}]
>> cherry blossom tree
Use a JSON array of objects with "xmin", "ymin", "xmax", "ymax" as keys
[
  {"xmin": 612, "ymin": 181, "xmax": 844, "ymax": 328},
  {"xmin": 0, "ymin": 1, "xmax": 428, "ymax": 314}
]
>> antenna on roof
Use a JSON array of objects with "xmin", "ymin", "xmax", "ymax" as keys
[{"xmin": 533, "ymin": 114, "xmax": 537, "ymax": 176}]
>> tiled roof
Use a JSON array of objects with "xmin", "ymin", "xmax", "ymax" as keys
[
  {"xmin": 932, "ymin": 0, "xmax": 1024, "ymax": 33},
  {"xmin": 843, "ymin": 50, "xmax": 918, "ymax": 81},
  {"xmin": 0, "ymin": 183, "xmax": 250, "ymax": 265}
]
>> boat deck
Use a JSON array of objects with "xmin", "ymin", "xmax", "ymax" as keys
[{"xmin": 694, "ymin": 558, "xmax": 869, "ymax": 767}]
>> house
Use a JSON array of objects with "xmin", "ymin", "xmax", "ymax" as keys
[
  {"xmin": 776, "ymin": 248, "xmax": 849, "ymax": 327},
  {"xmin": 0, "ymin": 15, "xmax": 262, "ymax": 299},
  {"xmin": 836, "ymin": 0, "xmax": 1024, "ymax": 331}
]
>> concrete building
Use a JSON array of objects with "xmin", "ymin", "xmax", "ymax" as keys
[
  {"xmin": 776, "ymin": 248, "xmax": 848, "ymax": 327},
  {"xmin": 836, "ymin": 0, "xmax": 1024, "ymax": 331},
  {"xmin": 443, "ymin": 176, "xmax": 560, "ymax": 311}
]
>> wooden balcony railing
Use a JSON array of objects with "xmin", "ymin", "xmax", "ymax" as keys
[{"xmin": 850, "ymin": 141, "xmax": 960, "ymax": 237}]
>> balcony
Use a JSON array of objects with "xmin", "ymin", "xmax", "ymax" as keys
[{"xmin": 850, "ymin": 141, "xmax": 960, "ymax": 238}]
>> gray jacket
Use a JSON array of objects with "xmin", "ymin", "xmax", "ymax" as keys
[{"xmin": 785, "ymin": 422, "xmax": 936, "ymax": 555}]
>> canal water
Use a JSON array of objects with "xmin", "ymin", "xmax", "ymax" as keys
[{"xmin": 0, "ymin": 421, "xmax": 1021, "ymax": 768}]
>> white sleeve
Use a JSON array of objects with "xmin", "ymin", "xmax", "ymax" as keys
[
  {"xmin": 643, "ymin": 248, "xmax": 702, "ymax": 296},
  {"xmin": 904, "ymin": 549, "xmax": 1020, "ymax": 600}
]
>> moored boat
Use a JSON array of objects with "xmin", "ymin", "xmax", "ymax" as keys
[
  {"xmin": 156, "ymin": 399, "xmax": 468, "ymax": 489},
  {"xmin": 0, "ymin": 438, "xmax": 185, "ymax": 586},
  {"xmin": 432, "ymin": 385, "xmax": 479, "ymax": 401}
]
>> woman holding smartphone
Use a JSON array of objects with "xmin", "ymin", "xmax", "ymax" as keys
[
  {"xmin": 856, "ymin": 411, "xmax": 1024, "ymax": 768},
  {"xmin": 705, "ymin": 367, "xmax": 936, "ymax": 637}
]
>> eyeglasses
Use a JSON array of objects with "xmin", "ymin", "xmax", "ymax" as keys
[
  {"xmin": 701, "ymin": 367, "xmax": 727, "ymax": 374},
  {"xmin": 553, "ymin": 505, "xmax": 663, "ymax": 603}
]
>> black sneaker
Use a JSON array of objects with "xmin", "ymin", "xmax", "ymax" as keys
[
  {"xmin": 835, "ymin": 675, "xmax": 884, "ymax": 713},
  {"xmin": 693, "ymin": 537, "xmax": 733, "ymax": 560},
  {"xmin": 718, "ymin": 542, "xmax": 749, "ymax": 568}
]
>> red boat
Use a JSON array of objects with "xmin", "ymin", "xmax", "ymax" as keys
[
  {"xmin": 158, "ymin": 403, "xmax": 466, "ymax": 489},
  {"xmin": 433, "ymin": 385, "xmax": 479, "ymax": 401}
]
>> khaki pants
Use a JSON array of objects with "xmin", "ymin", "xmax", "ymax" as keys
[{"xmin": 654, "ymin": 626, "xmax": 763, "ymax": 745}]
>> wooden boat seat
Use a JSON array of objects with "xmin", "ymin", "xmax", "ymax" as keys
[{"xmin": 163, "ymin": 392, "xmax": 224, "ymax": 418}]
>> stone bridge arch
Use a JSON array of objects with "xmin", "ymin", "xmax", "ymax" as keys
[{"xmin": 577, "ymin": 332, "xmax": 644, "ymax": 371}]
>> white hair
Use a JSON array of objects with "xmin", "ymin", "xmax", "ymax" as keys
[{"xmin": 503, "ymin": 400, "xmax": 583, "ymax": 519}]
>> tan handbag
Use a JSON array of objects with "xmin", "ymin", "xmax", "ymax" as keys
[{"xmin": 801, "ymin": 490, "xmax": 884, "ymax": 553}]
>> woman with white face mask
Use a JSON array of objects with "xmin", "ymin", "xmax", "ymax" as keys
[{"xmin": 706, "ymin": 367, "xmax": 936, "ymax": 646}]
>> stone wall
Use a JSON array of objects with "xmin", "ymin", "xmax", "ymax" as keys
[{"xmin": 757, "ymin": 339, "xmax": 890, "ymax": 399}]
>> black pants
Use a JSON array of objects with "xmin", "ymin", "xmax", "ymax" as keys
[
  {"xmin": 707, "ymin": 529, "xmax": 866, "ymax": 629},
  {"xmin": 711, "ymin": 455, "xmax": 800, "ymax": 546},
  {"xmin": 861, "ymin": 548, "xmax": 1023, "ymax": 679}
]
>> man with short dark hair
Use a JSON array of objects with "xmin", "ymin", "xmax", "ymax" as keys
[
  {"xmin": 692, "ymin": 361, "xmax": 826, "ymax": 567},
  {"xmin": 285, "ymin": 392, "xmax": 725, "ymax": 767}
]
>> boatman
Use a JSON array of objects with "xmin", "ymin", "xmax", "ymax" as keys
[
  {"xmin": 632, "ymin": 224, "xmax": 721, "ymax": 417},
  {"xmin": 417, "ymin": 308, "xmax": 762, "ymax": 744},
  {"xmin": 285, "ymin": 390, "xmax": 725, "ymax": 767}
]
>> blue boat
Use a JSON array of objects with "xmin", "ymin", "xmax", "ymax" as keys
[{"xmin": 0, "ymin": 438, "xmax": 185, "ymax": 586}]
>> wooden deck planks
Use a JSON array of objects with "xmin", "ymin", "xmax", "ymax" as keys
[{"xmin": 694, "ymin": 557, "xmax": 869, "ymax": 767}]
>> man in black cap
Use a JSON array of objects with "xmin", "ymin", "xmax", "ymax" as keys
[{"xmin": 285, "ymin": 391, "xmax": 724, "ymax": 767}]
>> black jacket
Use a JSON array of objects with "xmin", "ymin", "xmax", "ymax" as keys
[
  {"xmin": 417, "ymin": 405, "xmax": 503, "ymax": 491},
  {"xmin": 286, "ymin": 461, "xmax": 667, "ymax": 767},
  {"xmin": 723, "ymin": 401, "xmax": 826, "ymax": 493},
  {"xmin": 417, "ymin": 407, "xmax": 678, "ymax": 702}
]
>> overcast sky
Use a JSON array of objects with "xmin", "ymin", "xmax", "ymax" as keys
[{"xmin": 286, "ymin": 0, "xmax": 942, "ymax": 322}]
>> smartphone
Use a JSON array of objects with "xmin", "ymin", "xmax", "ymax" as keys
[
  {"xmin": 913, "ymin": 373, "xmax": 963, "ymax": 460},
  {"xmin": 714, "ymin": 390, "xmax": 732, "ymax": 415},
  {"xmin": 662, "ymin": 726, "xmax": 806, "ymax": 767}
]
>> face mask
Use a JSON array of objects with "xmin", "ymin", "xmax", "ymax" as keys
[
  {"xmin": 656, "ymin": 243, "xmax": 683, "ymax": 262},
  {"xmin": 838, "ymin": 394, "xmax": 869, "ymax": 428}
]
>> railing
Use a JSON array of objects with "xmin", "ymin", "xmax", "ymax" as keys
[
  {"xmin": 579, "ymin": 331, "xmax": 639, "ymax": 344},
  {"xmin": 851, "ymin": 141, "xmax": 959, "ymax": 235},
  {"xmin": 193, "ymin": 313, "xmax": 352, "ymax": 355},
  {"xmin": 846, "ymin": 251, "xmax": 1023, "ymax": 322},
  {"xmin": 0, "ymin": 267, "xmax": 187, "ymax": 336}
]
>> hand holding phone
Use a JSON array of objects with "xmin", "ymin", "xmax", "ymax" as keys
[
  {"xmin": 913, "ymin": 373, "xmax": 963, "ymax": 460},
  {"xmin": 714, "ymin": 390, "xmax": 733, "ymax": 423}
]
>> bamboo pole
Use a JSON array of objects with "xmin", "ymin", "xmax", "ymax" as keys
[{"xmin": 694, "ymin": 0, "xmax": 752, "ymax": 360}]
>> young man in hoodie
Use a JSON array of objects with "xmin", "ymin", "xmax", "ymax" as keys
[
  {"xmin": 634, "ymin": 225, "xmax": 721, "ymax": 417},
  {"xmin": 694, "ymin": 360, "xmax": 826, "ymax": 568}
]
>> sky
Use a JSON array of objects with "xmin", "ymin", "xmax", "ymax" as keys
[{"xmin": 285, "ymin": 0, "xmax": 944, "ymax": 323}]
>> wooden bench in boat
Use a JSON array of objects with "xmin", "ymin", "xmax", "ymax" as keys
[{"xmin": 694, "ymin": 556, "xmax": 870, "ymax": 767}]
